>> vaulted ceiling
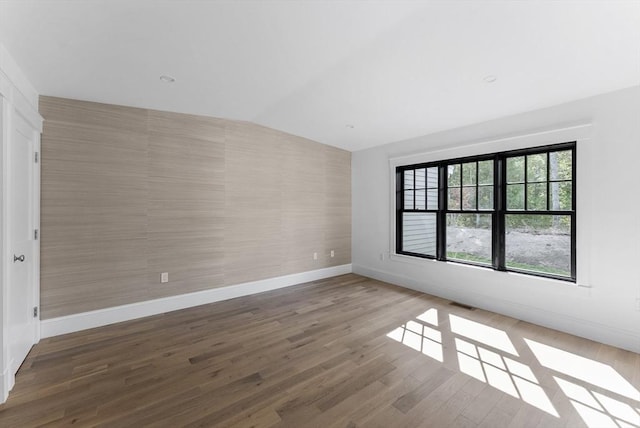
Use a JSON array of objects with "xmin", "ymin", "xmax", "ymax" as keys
[{"xmin": 1, "ymin": 1, "xmax": 638, "ymax": 151}]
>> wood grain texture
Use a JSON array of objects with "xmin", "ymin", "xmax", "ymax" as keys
[
  {"xmin": 39, "ymin": 97, "xmax": 351, "ymax": 318},
  {"xmin": 1, "ymin": 274, "xmax": 638, "ymax": 427}
]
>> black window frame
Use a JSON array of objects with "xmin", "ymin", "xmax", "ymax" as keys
[
  {"xmin": 397, "ymin": 166, "xmax": 440, "ymax": 258},
  {"xmin": 396, "ymin": 142, "xmax": 576, "ymax": 282}
]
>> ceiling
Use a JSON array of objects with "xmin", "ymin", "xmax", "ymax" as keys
[{"xmin": 1, "ymin": 1, "xmax": 639, "ymax": 152}]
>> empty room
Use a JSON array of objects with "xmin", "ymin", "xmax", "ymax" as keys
[{"xmin": 0, "ymin": 0, "xmax": 639, "ymax": 427}]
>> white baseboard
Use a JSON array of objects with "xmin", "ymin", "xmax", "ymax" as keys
[
  {"xmin": 41, "ymin": 264, "xmax": 352, "ymax": 338},
  {"xmin": 353, "ymin": 264, "xmax": 640, "ymax": 354},
  {"xmin": 0, "ymin": 362, "xmax": 15, "ymax": 404}
]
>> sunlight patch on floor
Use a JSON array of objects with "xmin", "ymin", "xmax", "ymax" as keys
[
  {"xmin": 555, "ymin": 376, "xmax": 640, "ymax": 428},
  {"xmin": 386, "ymin": 313, "xmax": 443, "ymax": 362},
  {"xmin": 416, "ymin": 308, "xmax": 438, "ymax": 326},
  {"xmin": 449, "ymin": 314, "xmax": 518, "ymax": 356},
  {"xmin": 385, "ymin": 308, "xmax": 640, "ymax": 425},
  {"xmin": 526, "ymin": 339, "xmax": 640, "ymax": 401},
  {"xmin": 455, "ymin": 337, "xmax": 558, "ymax": 417}
]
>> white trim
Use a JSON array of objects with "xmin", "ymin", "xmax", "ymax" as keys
[
  {"xmin": 30, "ymin": 124, "xmax": 41, "ymax": 345},
  {"xmin": 353, "ymin": 263, "xmax": 640, "ymax": 354},
  {"xmin": 0, "ymin": 43, "xmax": 39, "ymax": 111},
  {"xmin": 11, "ymin": 91, "xmax": 42, "ymax": 133},
  {"xmin": 388, "ymin": 123, "xmax": 593, "ymax": 287},
  {"xmin": 0, "ymin": 96, "xmax": 9, "ymax": 405},
  {"xmin": 0, "ymin": 42, "xmax": 41, "ymax": 405},
  {"xmin": 41, "ymin": 264, "xmax": 353, "ymax": 338},
  {"xmin": 0, "ymin": 361, "xmax": 15, "ymax": 403},
  {"xmin": 0, "ymin": 64, "xmax": 42, "ymax": 132},
  {"xmin": 388, "ymin": 123, "xmax": 593, "ymax": 166}
]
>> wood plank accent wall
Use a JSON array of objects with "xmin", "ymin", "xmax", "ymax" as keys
[{"xmin": 39, "ymin": 97, "xmax": 351, "ymax": 319}]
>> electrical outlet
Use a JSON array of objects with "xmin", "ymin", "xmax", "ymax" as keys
[
  {"xmin": 313, "ymin": 252, "xmax": 318, "ymax": 260},
  {"xmin": 636, "ymin": 297, "xmax": 640, "ymax": 312},
  {"xmin": 161, "ymin": 272, "xmax": 169, "ymax": 283},
  {"xmin": 380, "ymin": 252, "xmax": 385, "ymax": 261},
  {"xmin": 330, "ymin": 250, "xmax": 335, "ymax": 258}
]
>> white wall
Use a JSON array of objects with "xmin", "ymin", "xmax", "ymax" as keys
[{"xmin": 352, "ymin": 86, "xmax": 640, "ymax": 353}]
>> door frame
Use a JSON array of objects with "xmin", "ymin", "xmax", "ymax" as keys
[
  {"xmin": 6, "ymin": 104, "xmax": 41, "ymax": 374},
  {"xmin": 0, "ymin": 69, "xmax": 43, "ymax": 403}
]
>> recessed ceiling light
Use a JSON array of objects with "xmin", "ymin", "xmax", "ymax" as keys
[
  {"xmin": 483, "ymin": 75, "xmax": 497, "ymax": 83},
  {"xmin": 345, "ymin": 124, "xmax": 355, "ymax": 129},
  {"xmin": 159, "ymin": 75, "xmax": 176, "ymax": 83}
]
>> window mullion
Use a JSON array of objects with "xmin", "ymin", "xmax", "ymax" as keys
[
  {"xmin": 571, "ymin": 146, "xmax": 577, "ymax": 280},
  {"xmin": 495, "ymin": 156, "xmax": 506, "ymax": 271},
  {"xmin": 475, "ymin": 161, "xmax": 479, "ymax": 210},
  {"xmin": 437, "ymin": 164, "xmax": 447, "ymax": 261},
  {"xmin": 524, "ymin": 155, "xmax": 528, "ymax": 210},
  {"xmin": 546, "ymin": 151, "xmax": 550, "ymax": 211},
  {"xmin": 396, "ymin": 169, "xmax": 404, "ymax": 254},
  {"xmin": 413, "ymin": 169, "xmax": 416, "ymax": 210}
]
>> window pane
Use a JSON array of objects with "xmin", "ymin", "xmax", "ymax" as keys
[
  {"xmin": 404, "ymin": 170, "xmax": 414, "ymax": 189},
  {"xmin": 549, "ymin": 181, "xmax": 572, "ymax": 211},
  {"xmin": 507, "ymin": 184, "xmax": 524, "ymax": 210},
  {"xmin": 403, "ymin": 213, "xmax": 437, "ymax": 256},
  {"xmin": 478, "ymin": 160, "xmax": 493, "ymax": 185},
  {"xmin": 505, "ymin": 214, "xmax": 571, "ymax": 277},
  {"xmin": 448, "ymin": 164, "xmax": 461, "ymax": 186},
  {"xmin": 447, "ymin": 214, "xmax": 492, "ymax": 265},
  {"xmin": 448, "ymin": 187, "xmax": 461, "ymax": 210},
  {"xmin": 415, "ymin": 189, "xmax": 426, "ymax": 209},
  {"xmin": 507, "ymin": 156, "xmax": 524, "ymax": 183},
  {"xmin": 478, "ymin": 185, "xmax": 493, "ymax": 210},
  {"xmin": 415, "ymin": 168, "xmax": 426, "ymax": 189},
  {"xmin": 427, "ymin": 189, "xmax": 438, "ymax": 209},
  {"xmin": 549, "ymin": 150, "xmax": 572, "ymax": 181},
  {"xmin": 527, "ymin": 183, "xmax": 547, "ymax": 210},
  {"xmin": 527, "ymin": 153, "xmax": 547, "ymax": 183},
  {"xmin": 404, "ymin": 190, "xmax": 414, "ymax": 209},
  {"xmin": 462, "ymin": 187, "xmax": 476, "ymax": 210},
  {"xmin": 427, "ymin": 167, "xmax": 438, "ymax": 188},
  {"xmin": 462, "ymin": 162, "xmax": 477, "ymax": 185}
]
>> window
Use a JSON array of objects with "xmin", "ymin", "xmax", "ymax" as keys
[
  {"xmin": 400, "ymin": 167, "xmax": 438, "ymax": 257},
  {"xmin": 396, "ymin": 142, "xmax": 576, "ymax": 282},
  {"xmin": 446, "ymin": 159, "xmax": 494, "ymax": 265}
]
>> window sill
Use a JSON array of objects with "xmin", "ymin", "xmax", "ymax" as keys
[{"xmin": 388, "ymin": 252, "xmax": 589, "ymax": 288}]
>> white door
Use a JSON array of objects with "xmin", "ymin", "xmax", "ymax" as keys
[{"xmin": 7, "ymin": 111, "xmax": 39, "ymax": 376}]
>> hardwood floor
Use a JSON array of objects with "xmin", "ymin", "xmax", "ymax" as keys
[{"xmin": 1, "ymin": 274, "xmax": 639, "ymax": 427}]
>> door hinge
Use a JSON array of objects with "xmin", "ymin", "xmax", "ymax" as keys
[
  {"xmin": 34, "ymin": 152, "xmax": 39, "ymax": 163},
  {"xmin": 34, "ymin": 229, "xmax": 39, "ymax": 240},
  {"xmin": 33, "ymin": 306, "xmax": 38, "ymax": 318}
]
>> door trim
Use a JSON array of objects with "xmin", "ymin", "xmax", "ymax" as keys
[
  {"xmin": 0, "ymin": 64, "xmax": 43, "ymax": 402},
  {"xmin": 7, "ymin": 108, "xmax": 41, "ymax": 363}
]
